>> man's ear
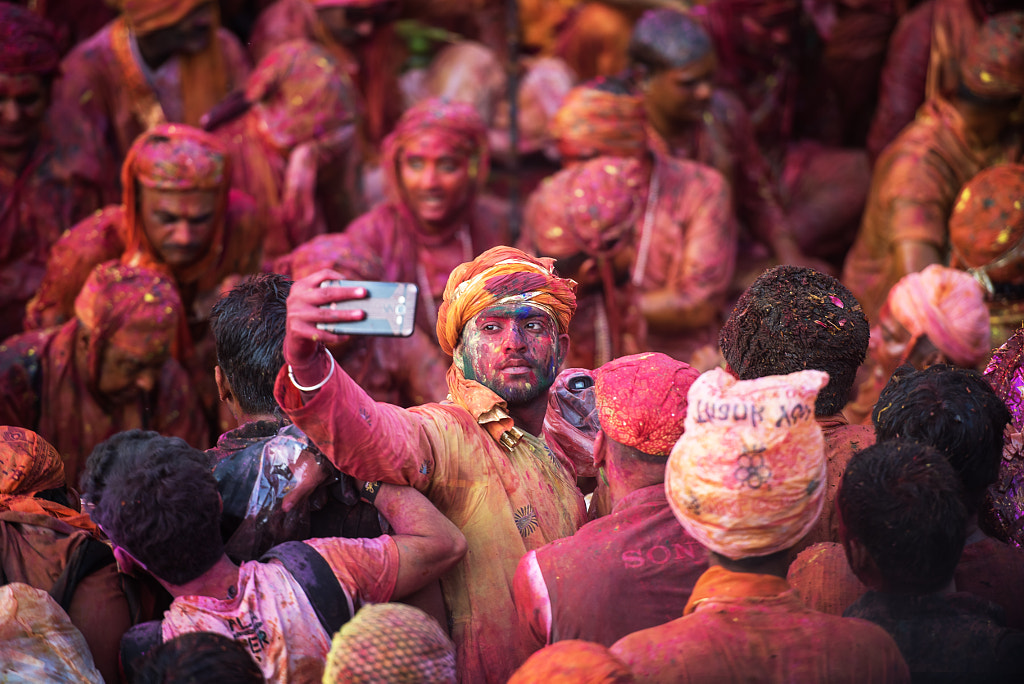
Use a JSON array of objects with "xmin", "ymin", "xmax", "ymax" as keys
[
  {"xmin": 843, "ymin": 536, "xmax": 884, "ymax": 590},
  {"xmin": 214, "ymin": 365, "xmax": 233, "ymax": 404},
  {"xmin": 592, "ymin": 431, "xmax": 607, "ymax": 469},
  {"xmin": 556, "ymin": 333, "xmax": 570, "ymax": 370}
]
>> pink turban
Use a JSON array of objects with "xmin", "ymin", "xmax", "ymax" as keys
[
  {"xmin": 667, "ymin": 368, "xmax": 828, "ymax": 560},
  {"xmin": 949, "ymin": 164, "xmax": 1024, "ymax": 287},
  {"xmin": 886, "ymin": 265, "xmax": 991, "ymax": 367},
  {"xmin": 959, "ymin": 12, "xmax": 1024, "ymax": 100},
  {"xmin": 595, "ymin": 352, "xmax": 700, "ymax": 457},
  {"xmin": 0, "ymin": 4, "xmax": 60, "ymax": 76}
]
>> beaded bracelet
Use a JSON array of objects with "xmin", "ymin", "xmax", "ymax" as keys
[{"xmin": 287, "ymin": 353, "xmax": 336, "ymax": 393}]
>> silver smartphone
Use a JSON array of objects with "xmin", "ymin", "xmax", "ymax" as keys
[{"xmin": 316, "ymin": 280, "xmax": 418, "ymax": 337}]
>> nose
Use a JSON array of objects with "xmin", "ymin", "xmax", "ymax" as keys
[
  {"xmin": 503, "ymin": 323, "xmax": 528, "ymax": 352},
  {"xmin": 694, "ymin": 81, "xmax": 713, "ymax": 101},
  {"xmin": 0, "ymin": 99, "xmax": 18, "ymax": 124},
  {"xmin": 355, "ymin": 20, "xmax": 374, "ymax": 37},
  {"xmin": 169, "ymin": 220, "xmax": 194, "ymax": 244},
  {"xmin": 135, "ymin": 369, "xmax": 158, "ymax": 393}
]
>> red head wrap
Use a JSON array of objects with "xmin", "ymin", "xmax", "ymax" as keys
[
  {"xmin": 121, "ymin": 123, "xmax": 230, "ymax": 284},
  {"xmin": 950, "ymin": 164, "xmax": 1024, "ymax": 287},
  {"xmin": 0, "ymin": 426, "xmax": 97, "ymax": 533},
  {"xmin": 74, "ymin": 261, "xmax": 182, "ymax": 390},
  {"xmin": 117, "ymin": 0, "xmax": 210, "ymax": 35},
  {"xmin": 382, "ymin": 98, "xmax": 490, "ymax": 211},
  {"xmin": 595, "ymin": 352, "xmax": 699, "ymax": 457},
  {"xmin": 960, "ymin": 12, "xmax": 1024, "ymax": 100},
  {"xmin": 0, "ymin": 4, "xmax": 60, "ymax": 76},
  {"xmin": 551, "ymin": 82, "xmax": 648, "ymax": 163}
]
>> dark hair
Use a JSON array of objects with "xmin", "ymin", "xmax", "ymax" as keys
[
  {"xmin": 872, "ymin": 364, "xmax": 1010, "ymax": 513},
  {"xmin": 720, "ymin": 266, "xmax": 869, "ymax": 416},
  {"xmin": 629, "ymin": 9, "xmax": 713, "ymax": 75},
  {"xmin": 209, "ymin": 274, "xmax": 292, "ymax": 417},
  {"xmin": 86, "ymin": 434, "xmax": 224, "ymax": 586},
  {"xmin": 134, "ymin": 632, "xmax": 263, "ymax": 684},
  {"xmin": 80, "ymin": 429, "xmax": 170, "ymax": 502},
  {"xmin": 839, "ymin": 440, "xmax": 967, "ymax": 593}
]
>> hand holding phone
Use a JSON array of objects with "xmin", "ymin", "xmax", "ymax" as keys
[
  {"xmin": 317, "ymin": 280, "xmax": 418, "ymax": 337},
  {"xmin": 283, "ymin": 270, "xmax": 369, "ymax": 372}
]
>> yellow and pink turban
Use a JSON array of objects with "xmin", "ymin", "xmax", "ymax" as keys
[
  {"xmin": 121, "ymin": 124, "xmax": 230, "ymax": 284},
  {"xmin": 959, "ymin": 12, "xmax": 1024, "ymax": 101},
  {"xmin": 436, "ymin": 246, "xmax": 577, "ymax": 357},
  {"xmin": 118, "ymin": 0, "xmax": 210, "ymax": 35},
  {"xmin": 667, "ymin": 368, "xmax": 828, "ymax": 560},
  {"xmin": 323, "ymin": 603, "xmax": 456, "ymax": 684},
  {"xmin": 551, "ymin": 82, "xmax": 648, "ymax": 164},
  {"xmin": 950, "ymin": 164, "xmax": 1024, "ymax": 288},
  {"xmin": 507, "ymin": 640, "xmax": 635, "ymax": 684},
  {"xmin": 595, "ymin": 352, "xmax": 700, "ymax": 457},
  {"xmin": 525, "ymin": 157, "xmax": 643, "ymax": 260},
  {"xmin": 886, "ymin": 265, "xmax": 991, "ymax": 368},
  {"xmin": 382, "ymin": 98, "xmax": 490, "ymax": 208}
]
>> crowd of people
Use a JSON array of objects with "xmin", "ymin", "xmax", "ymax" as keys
[{"xmin": 1, "ymin": 0, "xmax": 1024, "ymax": 682}]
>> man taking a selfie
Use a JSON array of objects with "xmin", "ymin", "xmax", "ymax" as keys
[{"xmin": 275, "ymin": 246, "xmax": 587, "ymax": 684}]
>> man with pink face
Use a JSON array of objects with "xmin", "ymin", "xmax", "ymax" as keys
[
  {"xmin": 275, "ymin": 246, "xmax": 587, "ymax": 683},
  {"xmin": 341, "ymin": 98, "xmax": 509, "ymax": 346}
]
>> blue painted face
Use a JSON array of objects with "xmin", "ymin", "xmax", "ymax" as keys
[{"xmin": 456, "ymin": 303, "xmax": 566, "ymax": 404}]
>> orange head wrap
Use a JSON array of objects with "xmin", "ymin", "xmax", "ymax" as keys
[
  {"xmin": 118, "ymin": 0, "xmax": 210, "ymax": 35},
  {"xmin": 886, "ymin": 265, "xmax": 991, "ymax": 367},
  {"xmin": 667, "ymin": 368, "xmax": 829, "ymax": 560},
  {"xmin": 595, "ymin": 352, "xmax": 700, "ymax": 457},
  {"xmin": 74, "ymin": 261, "xmax": 182, "ymax": 391},
  {"xmin": 950, "ymin": 164, "xmax": 1024, "ymax": 288},
  {"xmin": 508, "ymin": 640, "xmax": 635, "ymax": 684},
  {"xmin": 121, "ymin": 123, "xmax": 230, "ymax": 284},
  {"xmin": 0, "ymin": 426, "xmax": 97, "ymax": 533},
  {"xmin": 960, "ymin": 12, "xmax": 1024, "ymax": 101},
  {"xmin": 551, "ymin": 80, "xmax": 648, "ymax": 164},
  {"xmin": 436, "ymin": 246, "xmax": 577, "ymax": 358},
  {"xmin": 382, "ymin": 98, "xmax": 490, "ymax": 216}
]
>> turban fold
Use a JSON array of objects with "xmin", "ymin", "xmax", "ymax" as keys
[
  {"xmin": 436, "ymin": 246, "xmax": 577, "ymax": 357},
  {"xmin": 119, "ymin": 0, "xmax": 209, "ymax": 35},
  {"xmin": 551, "ymin": 83, "xmax": 648, "ymax": 163},
  {"xmin": 323, "ymin": 603, "xmax": 456, "ymax": 684},
  {"xmin": 74, "ymin": 262, "xmax": 182, "ymax": 387},
  {"xmin": 950, "ymin": 164, "xmax": 1024, "ymax": 286},
  {"xmin": 596, "ymin": 352, "xmax": 699, "ymax": 457},
  {"xmin": 667, "ymin": 368, "xmax": 828, "ymax": 560},
  {"xmin": 886, "ymin": 265, "xmax": 991, "ymax": 367},
  {"xmin": 121, "ymin": 124, "xmax": 230, "ymax": 284},
  {"xmin": 0, "ymin": 426, "xmax": 97, "ymax": 532},
  {"xmin": 960, "ymin": 12, "xmax": 1024, "ymax": 100},
  {"xmin": 0, "ymin": 4, "xmax": 60, "ymax": 76},
  {"xmin": 525, "ymin": 158, "xmax": 643, "ymax": 259},
  {"xmin": 383, "ymin": 98, "xmax": 490, "ymax": 208},
  {"xmin": 507, "ymin": 640, "xmax": 635, "ymax": 684}
]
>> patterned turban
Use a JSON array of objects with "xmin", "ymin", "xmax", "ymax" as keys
[
  {"xmin": 950, "ymin": 164, "xmax": 1024, "ymax": 287},
  {"xmin": 121, "ymin": 124, "xmax": 230, "ymax": 284},
  {"xmin": 630, "ymin": 9, "xmax": 714, "ymax": 69},
  {"xmin": 323, "ymin": 603, "xmax": 456, "ymax": 684},
  {"xmin": 551, "ymin": 81, "xmax": 648, "ymax": 163},
  {"xmin": 383, "ymin": 97, "xmax": 490, "ymax": 206},
  {"xmin": 507, "ymin": 640, "xmax": 635, "ymax": 684},
  {"xmin": 960, "ymin": 12, "xmax": 1024, "ymax": 100},
  {"xmin": 0, "ymin": 426, "xmax": 97, "ymax": 532},
  {"xmin": 246, "ymin": 41, "xmax": 358, "ymax": 152},
  {"xmin": 595, "ymin": 352, "xmax": 700, "ymax": 457},
  {"xmin": 886, "ymin": 265, "xmax": 991, "ymax": 367},
  {"xmin": 667, "ymin": 368, "xmax": 829, "ymax": 560},
  {"xmin": 525, "ymin": 157, "xmax": 644, "ymax": 259},
  {"xmin": 0, "ymin": 4, "xmax": 60, "ymax": 76},
  {"xmin": 119, "ymin": 0, "xmax": 210, "ymax": 35},
  {"xmin": 74, "ymin": 262, "xmax": 182, "ymax": 387},
  {"xmin": 437, "ymin": 246, "xmax": 577, "ymax": 356}
]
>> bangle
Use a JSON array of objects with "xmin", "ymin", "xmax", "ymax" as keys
[
  {"xmin": 287, "ymin": 352, "xmax": 335, "ymax": 393},
  {"xmin": 360, "ymin": 480, "xmax": 382, "ymax": 504}
]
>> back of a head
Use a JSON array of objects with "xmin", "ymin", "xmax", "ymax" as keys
[
  {"xmin": 549, "ymin": 76, "xmax": 648, "ymax": 164},
  {"xmin": 872, "ymin": 364, "xmax": 1010, "ymax": 512},
  {"xmin": 508, "ymin": 640, "xmax": 635, "ymax": 684},
  {"xmin": 85, "ymin": 433, "xmax": 223, "ymax": 586},
  {"xmin": 323, "ymin": 603, "xmax": 456, "ymax": 684},
  {"xmin": 720, "ymin": 265, "xmax": 868, "ymax": 417},
  {"xmin": 838, "ymin": 440, "xmax": 967, "ymax": 593},
  {"xmin": 629, "ymin": 9, "xmax": 712, "ymax": 74},
  {"xmin": 210, "ymin": 273, "xmax": 292, "ymax": 417},
  {"xmin": 134, "ymin": 632, "xmax": 263, "ymax": 684},
  {"xmin": 81, "ymin": 429, "xmax": 166, "ymax": 504}
]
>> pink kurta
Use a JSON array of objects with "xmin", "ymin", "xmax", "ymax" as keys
[{"xmin": 276, "ymin": 366, "xmax": 587, "ymax": 684}]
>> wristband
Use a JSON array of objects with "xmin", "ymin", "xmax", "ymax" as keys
[
  {"xmin": 288, "ymin": 352, "xmax": 335, "ymax": 393},
  {"xmin": 360, "ymin": 480, "xmax": 382, "ymax": 505}
]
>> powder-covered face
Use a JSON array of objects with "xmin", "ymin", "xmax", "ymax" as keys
[
  {"xmin": 139, "ymin": 186, "xmax": 219, "ymax": 269},
  {"xmin": 398, "ymin": 131, "xmax": 473, "ymax": 232},
  {"xmin": 455, "ymin": 302, "xmax": 567, "ymax": 405},
  {"xmin": 96, "ymin": 319, "xmax": 172, "ymax": 404},
  {"xmin": 0, "ymin": 72, "xmax": 49, "ymax": 151},
  {"xmin": 646, "ymin": 53, "xmax": 716, "ymax": 124}
]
